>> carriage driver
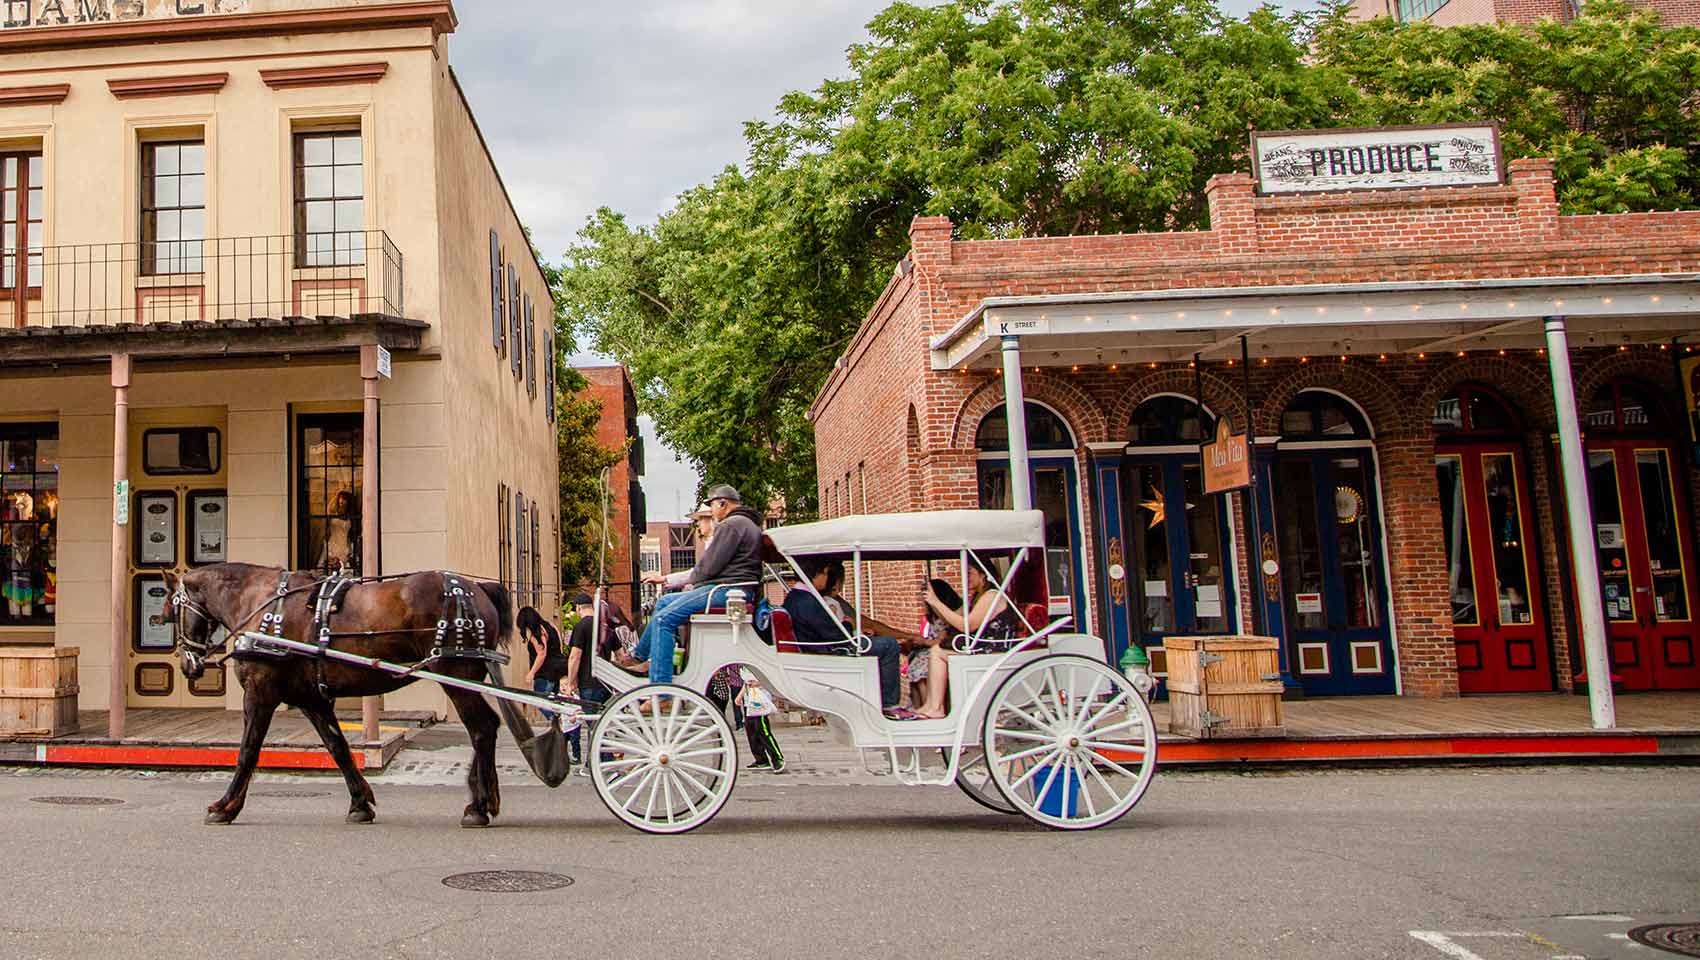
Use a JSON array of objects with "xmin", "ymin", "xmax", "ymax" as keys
[{"xmin": 634, "ymin": 484, "xmax": 764, "ymax": 690}]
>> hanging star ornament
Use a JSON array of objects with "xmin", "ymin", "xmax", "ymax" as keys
[{"xmin": 1141, "ymin": 486, "xmax": 1166, "ymax": 529}]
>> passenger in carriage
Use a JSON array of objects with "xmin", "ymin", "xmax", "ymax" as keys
[
  {"xmin": 783, "ymin": 558, "xmax": 916, "ymax": 720},
  {"xmin": 914, "ymin": 556, "xmax": 1024, "ymax": 720},
  {"xmin": 632, "ymin": 484, "xmax": 763, "ymax": 688}
]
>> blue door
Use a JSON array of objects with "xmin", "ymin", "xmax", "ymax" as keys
[
  {"xmin": 1123, "ymin": 456, "xmax": 1238, "ymax": 650},
  {"xmin": 1273, "ymin": 448, "xmax": 1395, "ymax": 695}
]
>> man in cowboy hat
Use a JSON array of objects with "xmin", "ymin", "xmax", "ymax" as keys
[{"xmin": 635, "ymin": 484, "xmax": 763, "ymax": 686}]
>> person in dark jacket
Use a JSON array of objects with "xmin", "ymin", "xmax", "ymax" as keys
[
  {"xmin": 783, "ymin": 558, "xmax": 913, "ymax": 718},
  {"xmin": 634, "ymin": 484, "xmax": 763, "ymax": 686}
]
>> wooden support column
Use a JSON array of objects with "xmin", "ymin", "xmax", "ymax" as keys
[
  {"xmin": 359, "ymin": 345, "xmax": 382, "ymax": 745},
  {"xmin": 109, "ymin": 354, "xmax": 131, "ymax": 741}
]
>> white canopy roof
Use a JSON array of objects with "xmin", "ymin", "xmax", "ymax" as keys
[{"xmin": 765, "ymin": 509, "xmax": 1046, "ymax": 561}]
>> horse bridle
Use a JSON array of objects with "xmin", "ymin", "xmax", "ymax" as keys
[{"xmin": 169, "ymin": 583, "xmax": 232, "ymax": 674}]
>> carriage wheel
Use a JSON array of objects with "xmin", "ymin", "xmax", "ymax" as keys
[
  {"xmin": 588, "ymin": 684, "xmax": 738, "ymax": 835},
  {"xmin": 950, "ymin": 747, "xmax": 1019, "ymax": 815},
  {"xmin": 982, "ymin": 655, "xmax": 1158, "ymax": 830}
]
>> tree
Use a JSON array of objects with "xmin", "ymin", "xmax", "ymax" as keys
[{"xmin": 555, "ymin": 0, "xmax": 1700, "ymax": 512}]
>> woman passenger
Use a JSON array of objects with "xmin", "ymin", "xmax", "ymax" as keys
[{"xmin": 914, "ymin": 558, "xmax": 1023, "ymax": 720}]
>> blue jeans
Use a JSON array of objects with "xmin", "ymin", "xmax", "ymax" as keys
[
  {"xmin": 633, "ymin": 584, "xmax": 715, "ymax": 685},
  {"xmin": 865, "ymin": 635, "xmax": 903, "ymax": 710},
  {"xmin": 568, "ymin": 684, "xmax": 608, "ymax": 762}
]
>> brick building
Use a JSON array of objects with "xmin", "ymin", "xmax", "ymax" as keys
[
  {"xmin": 575, "ymin": 362, "xmax": 643, "ymax": 614},
  {"xmin": 810, "ymin": 144, "xmax": 1700, "ymax": 704},
  {"xmin": 1350, "ymin": 0, "xmax": 1700, "ymax": 27},
  {"xmin": 639, "ymin": 520, "xmax": 704, "ymax": 608}
]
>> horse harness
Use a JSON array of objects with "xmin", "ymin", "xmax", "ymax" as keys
[{"xmin": 226, "ymin": 570, "xmax": 509, "ymax": 700}]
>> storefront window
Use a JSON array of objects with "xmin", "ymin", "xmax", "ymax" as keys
[
  {"xmin": 1588, "ymin": 450, "xmax": 1634, "ymax": 622},
  {"xmin": 1436, "ymin": 455, "xmax": 1477, "ymax": 625},
  {"xmin": 1280, "ymin": 392, "xmax": 1371, "ymax": 440},
  {"xmin": 977, "ymin": 403, "xmax": 1075, "ymax": 452},
  {"xmin": 1181, "ymin": 464, "xmax": 1229, "ymax": 633},
  {"xmin": 1586, "ymin": 381, "xmax": 1663, "ymax": 432},
  {"xmin": 1636, "ymin": 449, "xmax": 1690, "ymax": 622},
  {"xmin": 1433, "ymin": 385, "xmax": 1518, "ymax": 434},
  {"xmin": 1333, "ymin": 456, "xmax": 1381, "ymax": 630},
  {"xmin": 1128, "ymin": 396, "xmax": 1214, "ymax": 445},
  {"xmin": 1481, "ymin": 454, "xmax": 1533, "ymax": 626},
  {"xmin": 1276, "ymin": 458, "xmax": 1326, "ymax": 632},
  {"xmin": 1128, "ymin": 463, "xmax": 1175, "ymax": 634},
  {"xmin": 297, "ymin": 413, "xmax": 361, "ymax": 575},
  {"xmin": 1032, "ymin": 466, "xmax": 1075, "ymax": 610},
  {"xmin": 1, "ymin": 424, "xmax": 57, "ymax": 626}
]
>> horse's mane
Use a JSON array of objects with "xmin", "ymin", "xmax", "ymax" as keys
[{"xmin": 477, "ymin": 581, "xmax": 513, "ymax": 641}]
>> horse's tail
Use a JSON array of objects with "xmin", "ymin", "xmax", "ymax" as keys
[{"xmin": 477, "ymin": 580, "xmax": 514, "ymax": 642}]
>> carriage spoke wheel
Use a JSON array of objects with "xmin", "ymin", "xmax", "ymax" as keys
[
  {"xmin": 983, "ymin": 655, "xmax": 1157, "ymax": 830},
  {"xmin": 589, "ymin": 684, "xmax": 738, "ymax": 835},
  {"xmin": 950, "ymin": 747, "xmax": 1020, "ymax": 815}
]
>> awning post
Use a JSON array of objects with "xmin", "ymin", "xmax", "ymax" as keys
[
  {"xmin": 109, "ymin": 354, "xmax": 131, "ymax": 740},
  {"xmin": 359, "ymin": 345, "xmax": 382, "ymax": 745},
  {"xmin": 1544, "ymin": 317, "xmax": 1616, "ymax": 730},
  {"xmin": 1000, "ymin": 335, "xmax": 1032, "ymax": 511}
]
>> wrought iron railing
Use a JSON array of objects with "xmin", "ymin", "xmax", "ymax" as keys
[{"xmin": 0, "ymin": 230, "xmax": 404, "ymax": 328}]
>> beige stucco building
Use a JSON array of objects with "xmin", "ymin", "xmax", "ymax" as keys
[{"xmin": 0, "ymin": 0, "xmax": 560, "ymax": 723}]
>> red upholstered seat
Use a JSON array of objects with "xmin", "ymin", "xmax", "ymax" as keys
[
  {"xmin": 1022, "ymin": 602, "xmax": 1047, "ymax": 634},
  {"xmin": 770, "ymin": 608, "xmax": 800, "ymax": 653}
]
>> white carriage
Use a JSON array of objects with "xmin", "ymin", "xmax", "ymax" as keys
[{"xmin": 583, "ymin": 509, "xmax": 1160, "ymax": 834}]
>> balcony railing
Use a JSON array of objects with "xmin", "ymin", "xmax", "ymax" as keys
[{"xmin": 1, "ymin": 231, "xmax": 404, "ymax": 329}]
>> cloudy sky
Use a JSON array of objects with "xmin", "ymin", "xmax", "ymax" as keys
[{"xmin": 448, "ymin": 0, "xmax": 1277, "ymax": 520}]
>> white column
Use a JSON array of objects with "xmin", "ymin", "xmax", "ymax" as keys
[
  {"xmin": 109, "ymin": 354, "xmax": 131, "ymax": 740},
  {"xmin": 359, "ymin": 346, "xmax": 382, "ymax": 745},
  {"xmin": 1545, "ymin": 317, "xmax": 1616, "ymax": 730},
  {"xmin": 1000, "ymin": 335, "xmax": 1032, "ymax": 511}
]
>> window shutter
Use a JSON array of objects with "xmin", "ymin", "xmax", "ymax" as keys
[
  {"xmin": 524, "ymin": 295, "xmax": 537, "ymax": 398},
  {"xmin": 509, "ymin": 265, "xmax": 522, "ymax": 378},
  {"xmin": 498, "ymin": 484, "xmax": 509, "ymax": 586},
  {"xmin": 490, "ymin": 231, "xmax": 502, "ymax": 350},
  {"xmin": 515, "ymin": 493, "xmax": 526, "ymax": 598},
  {"xmin": 544, "ymin": 329, "xmax": 556, "ymax": 423},
  {"xmin": 530, "ymin": 500, "xmax": 542, "ymax": 607}
]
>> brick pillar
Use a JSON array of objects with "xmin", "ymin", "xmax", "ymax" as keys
[
  {"xmin": 921, "ymin": 448, "xmax": 979, "ymax": 510},
  {"xmin": 1378, "ymin": 430, "xmax": 1461, "ymax": 698},
  {"xmin": 1509, "ymin": 158, "xmax": 1559, "ymax": 242},
  {"xmin": 1206, "ymin": 172, "xmax": 1258, "ymax": 256}
]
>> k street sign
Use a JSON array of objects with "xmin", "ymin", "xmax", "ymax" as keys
[{"xmin": 1252, "ymin": 124, "xmax": 1503, "ymax": 195}]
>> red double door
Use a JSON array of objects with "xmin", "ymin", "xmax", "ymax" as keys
[
  {"xmin": 1436, "ymin": 444, "xmax": 1552, "ymax": 693},
  {"xmin": 1584, "ymin": 438, "xmax": 1700, "ymax": 691}
]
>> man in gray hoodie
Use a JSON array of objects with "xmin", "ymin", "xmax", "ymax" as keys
[{"xmin": 635, "ymin": 484, "xmax": 763, "ymax": 685}]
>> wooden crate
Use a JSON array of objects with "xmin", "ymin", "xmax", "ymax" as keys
[
  {"xmin": 0, "ymin": 646, "xmax": 80, "ymax": 738},
  {"xmin": 1163, "ymin": 636, "xmax": 1284, "ymax": 739}
]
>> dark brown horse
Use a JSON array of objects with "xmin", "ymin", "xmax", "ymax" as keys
[{"xmin": 163, "ymin": 563, "xmax": 511, "ymax": 828}]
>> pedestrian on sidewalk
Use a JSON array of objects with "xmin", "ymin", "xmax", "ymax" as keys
[
  {"xmin": 519, "ymin": 605, "xmax": 567, "ymax": 723},
  {"xmin": 736, "ymin": 666, "xmax": 786, "ymax": 773},
  {"xmin": 562, "ymin": 592, "xmax": 605, "ymax": 770}
]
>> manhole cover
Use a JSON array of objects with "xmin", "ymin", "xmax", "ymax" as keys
[
  {"xmin": 251, "ymin": 790, "xmax": 333, "ymax": 799},
  {"xmin": 441, "ymin": 870, "xmax": 574, "ymax": 893},
  {"xmin": 1630, "ymin": 924, "xmax": 1700, "ymax": 957},
  {"xmin": 30, "ymin": 796, "xmax": 123, "ymax": 807}
]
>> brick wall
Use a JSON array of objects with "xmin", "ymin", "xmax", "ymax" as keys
[
  {"xmin": 812, "ymin": 156, "xmax": 1700, "ymax": 697},
  {"xmin": 577, "ymin": 365, "xmax": 640, "ymax": 614}
]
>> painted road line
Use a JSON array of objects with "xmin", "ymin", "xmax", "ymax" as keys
[{"xmin": 1409, "ymin": 931, "xmax": 1530, "ymax": 960}]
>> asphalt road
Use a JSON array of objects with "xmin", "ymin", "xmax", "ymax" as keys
[{"xmin": 1, "ymin": 765, "xmax": 1695, "ymax": 960}]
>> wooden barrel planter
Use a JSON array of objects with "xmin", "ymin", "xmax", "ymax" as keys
[
  {"xmin": 1164, "ymin": 636, "xmax": 1285, "ymax": 739},
  {"xmin": 0, "ymin": 646, "xmax": 79, "ymax": 738}
]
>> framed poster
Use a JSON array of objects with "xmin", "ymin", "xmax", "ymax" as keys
[
  {"xmin": 188, "ymin": 490, "xmax": 228, "ymax": 566},
  {"xmin": 133, "ymin": 575, "xmax": 174, "ymax": 651},
  {"xmin": 135, "ymin": 491, "xmax": 177, "ymax": 567}
]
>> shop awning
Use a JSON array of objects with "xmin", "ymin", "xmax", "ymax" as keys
[{"xmin": 931, "ymin": 273, "xmax": 1700, "ymax": 370}]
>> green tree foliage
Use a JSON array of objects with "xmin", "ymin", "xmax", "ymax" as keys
[{"xmin": 555, "ymin": 0, "xmax": 1700, "ymax": 511}]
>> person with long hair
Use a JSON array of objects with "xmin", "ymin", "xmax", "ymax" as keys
[{"xmin": 914, "ymin": 558, "xmax": 1023, "ymax": 720}]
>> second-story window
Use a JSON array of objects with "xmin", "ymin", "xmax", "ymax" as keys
[
  {"xmin": 141, "ymin": 141, "xmax": 206, "ymax": 276},
  {"xmin": 293, "ymin": 130, "xmax": 364, "ymax": 268},
  {"xmin": 1, "ymin": 151, "xmax": 43, "ymax": 295}
]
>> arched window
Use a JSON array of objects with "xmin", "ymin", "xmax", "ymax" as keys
[
  {"xmin": 1280, "ymin": 391, "xmax": 1372, "ymax": 440},
  {"xmin": 976, "ymin": 402, "xmax": 1076, "ymax": 452},
  {"xmin": 1128, "ymin": 395, "xmax": 1216, "ymax": 445},
  {"xmin": 1432, "ymin": 384, "xmax": 1521, "ymax": 435},
  {"xmin": 1585, "ymin": 379, "xmax": 1667, "ymax": 433}
]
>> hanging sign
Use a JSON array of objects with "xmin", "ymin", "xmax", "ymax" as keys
[
  {"xmin": 2, "ymin": 1, "xmax": 247, "ymax": 32},
  {"xmin": 1202, "ymin": 420, "xmax": 1250, "ymax": 494},
  {"xmin": 1252, "ymin": 124, "xmax": 1503, "ymax": 195}
]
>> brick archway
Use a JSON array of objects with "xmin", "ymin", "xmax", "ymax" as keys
[
  {"xmin": 1413, "ymin": 355, "xmax": 1558, "ymax": 430},
  {"xmin": 1256, "ymin": 362, "xmax": 1416, "ymax": 437},
  {"xmin": 948, "ymin": 372, "xmax": 1110, "ymax": 449},
  {"xmin": 1575, "ymin": 352, "xmax": 1685, "ymax": 425},
  {"xmin": 1107, "ymin": 368, "xmax": 1250, "ymax": 437}
]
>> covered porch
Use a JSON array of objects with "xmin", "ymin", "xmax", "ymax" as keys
[{"xmin": 934, "ymin": 272, "xmax": 1700, "ymax": 730}]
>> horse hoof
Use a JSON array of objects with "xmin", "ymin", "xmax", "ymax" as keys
[
  {"xmin": 205, "ymin": 811, "xmax": 237, "ymax": 825},
  {"xmin": 460, "ymin": 811, "xmax": 490, "ymax": 828},
  {"xmin": 346, "ymin": 808, "xmax": 376, "ymax": 825}
]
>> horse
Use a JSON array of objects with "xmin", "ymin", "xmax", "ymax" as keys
[{"xmin": 163, "ymin": 563, "xmax": 512, "ymax": 828}]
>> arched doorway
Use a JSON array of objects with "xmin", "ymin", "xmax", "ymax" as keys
[
  {"xmin": 1123, "ymin": 396, "xmax": 1238, "ymax": 649},
  {"xmin": 977, "ymin": 402, "xmax": 1087, "ymax": 622},
  {"xmin": 1582, "ymin": 379, "xmax": 1700, "ymax": 690},
  {"xmin": 1273, "ymin": 390, "xmax": 1395, "ymax": 696},
  {"xmin": 1433, "ymin": 384, "xmax": 1553, "ymax": 693}
]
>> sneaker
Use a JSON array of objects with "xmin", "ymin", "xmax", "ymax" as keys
[
  {"xmin": 769, "ymin": 757, "xmax": 787, "ymax": 774},
  {"xmin": 574, "ymin": 765, "xmax": 592, "ymax": 777},
  {"xmin": 746, "ymin": 759, "xmax": 772, "ymax": 771}
]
